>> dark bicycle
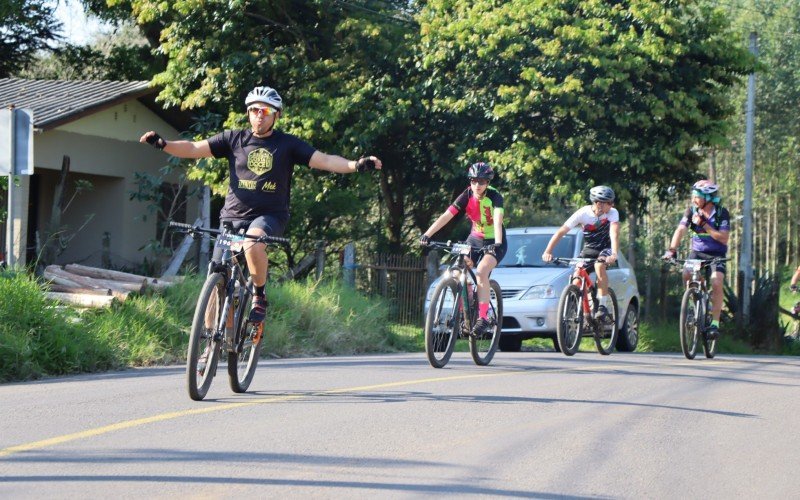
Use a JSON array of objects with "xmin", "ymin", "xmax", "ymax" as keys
[
  {"xmin": 665, "ymin": 257, "xmax": 729, "ymax": 360},
  {"xmin": 170, "ymin": 221, "xmax": 289, "ymax": 400},
  {"xmin": 552, "ymin": 257, "xmax": 619, "ymax": 356},
  {"xmin": 423, "ymin": 241, "xmax": 503, "ymax": 368}
]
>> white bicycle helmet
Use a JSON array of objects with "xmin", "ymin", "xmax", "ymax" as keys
[
  {"xmin": 692, "ymin": 179, "xmax": 718, "ymax": 195},
  {"xmin": 245, "ymin": 86, "xmax": 283, "ymax": 110},
  {"xmin": 589, "ymin": 185, "xmax": 615, "ymax": 203}
]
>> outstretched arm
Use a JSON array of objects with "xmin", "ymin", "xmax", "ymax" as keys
[
  {"xmin": 309, "ymin": 151, "xmax": 382, "ymax": 174},
  {"xmin": 139, "ymin": 131, "xmax": 212, "ymax": 159}
]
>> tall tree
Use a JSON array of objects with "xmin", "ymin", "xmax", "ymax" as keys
[
  {"xmin": 0, "ymin": 0, "xmax": 62, "ymax": 76},
  {"xmin": 416, "ymin": 0, "xmax": 754, "ymax": 218}
]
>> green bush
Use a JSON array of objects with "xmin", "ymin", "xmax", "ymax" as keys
[
  {"xmin": 0, "ymin": 271, "xmax": 117, "ymax": 381},
  {"xmin": 0, "ymin": 272, "xmax": 411, "ymax": 382},
  {"xmin": 262, "ymin": 279, "xmax": 397, "ymax": 357}
]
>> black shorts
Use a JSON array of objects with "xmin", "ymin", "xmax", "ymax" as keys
[
  {"xmin": 212, "ymin": 214, "xmax": 287, "ymax": 261},
  {"xmin": 688, "ymin": 250, "xmax": 727, "ymax": 274},
  {"xmin": 465, "ymin": 227, "xmax": 508, "ymax": 265},
  {"xmin": 578, "ymin": 247, "xmax": 614, "ymax": 271}
]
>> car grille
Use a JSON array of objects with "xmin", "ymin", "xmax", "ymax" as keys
[{"xmin": 501, "ymin": 288, "xmax": 523, "ymax": 299}]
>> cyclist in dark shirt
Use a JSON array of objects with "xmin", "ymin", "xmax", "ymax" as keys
[
  {"xmin": 419, "ymin": 162, "xmax": 507, "ymax": 336},
  {"xmin": 662, "ymin": 180, "xmax": 730, "ymax": 340},
  {"xmin": 141, "ymin": 86, "xmax": 381, "ymax": 323}
]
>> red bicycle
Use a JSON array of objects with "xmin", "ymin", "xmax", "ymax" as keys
[{"xmin": 552, "ymin": 257, "xmax": 619, "ymax": 356}]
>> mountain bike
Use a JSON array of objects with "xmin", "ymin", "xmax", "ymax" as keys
[
  {"xmin": 665, "ymin": 257, "xmax": 729, "ymax": 360},
  {"xmin": 552, "ymin": 257, "xmax": 618, "ymax": 356},
  {"xmin": 423, "ymin": 241, "xmax": 503, "ymax": 368},
  {"xmin": 169, "ymin": 221, "xmax": 289, "ymax": 400}
]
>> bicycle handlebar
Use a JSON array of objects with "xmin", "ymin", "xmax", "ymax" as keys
[
  {"xmin": 551, "ymin": 256, "xmax": 607, "ymax": 266},
  {"xmin": 168, "ymin": 220, "xmax": 290, "ymax": 245},
  {"xmin": 424, "ymin": 240, "xmax": 492, "ymax": 254},
  {"xmin": 663, "ymin": 256, "xmax": 730, "ymax": 268}
]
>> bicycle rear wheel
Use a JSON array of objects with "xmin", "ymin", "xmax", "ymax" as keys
[
  {"xmin": 702, "ymin": 299, "xmax": 717, "ymax": 359},
  {"xmin": 469, "ymin": 279, "xmax": 503, "ymax": 366},
  {"xmin": 556, "ymin": 284, "xmax": 583, "ymax": 356},
  {"xmin": 679, "ymin": 288, "xmax": 700, "ymax": 360},
  {"xmin": 425, "ymin": 277, "xmax": 461, "ymax": 368},
  {"xmin": 187, "ymin": 273, "xmax": 225, "ymax": 401},
  {"xmin": 229, "ymin": 281, "xmax": 263, "ymax": 393},
  {"xmin": 594, "ymin": 289, "xmax": 619, "ymax": 355}
]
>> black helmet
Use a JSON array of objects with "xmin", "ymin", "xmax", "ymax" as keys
[
  {"xmin": 589, "ymin": 185, "xmax": 615, "ymax": 203},
  {"xmin": 467, "ymin": 162, "xmax": 494, "ymax": 180}
]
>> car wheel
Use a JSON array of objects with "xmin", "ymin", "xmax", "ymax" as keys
[
  {"xmin": 616, "ymin": 303, "xmax": 639, "ymax": 352},
  {"xmin": 499, "ymin": 334, "xmax": 523, "ymax": 352}
]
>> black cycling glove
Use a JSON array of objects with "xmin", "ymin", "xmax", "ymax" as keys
[
  {"xmin": 355, "ymin": 156, "xmax": 377, "ymax": 173},
  {"xmin": 145, "ymin": 132, "xmax": 167, "ymax": 150},
  {"xmin": 419, "ymin": 234, "xmax": 431, "ymax": 247}
]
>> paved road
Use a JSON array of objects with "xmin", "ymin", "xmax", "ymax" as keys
[{"xmin": 1, "ymin": 352, "xmax": 798, "ymax": 498}]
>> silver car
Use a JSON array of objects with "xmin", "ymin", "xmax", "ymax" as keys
[{"xmin": 425, "ymin": 226, "xmax": 640, "ymax": 352}]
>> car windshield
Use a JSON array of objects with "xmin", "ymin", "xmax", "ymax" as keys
[{"xmin": 497, "ymin": 233, "xmax": 576, "ymax": 268}]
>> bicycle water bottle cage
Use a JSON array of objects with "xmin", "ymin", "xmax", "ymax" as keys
[{"xmin": 452, "ymin": 243, "xmax": 471, "ymax": 256}]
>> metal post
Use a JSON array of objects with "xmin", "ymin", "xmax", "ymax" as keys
[
  {"xmin": 740, "ymin": 31, "xmax": 757, "ymax": 326},
  {"xmin": 315, "ymin": 240, "xmax": 325, "ymax": 280},
  {"xmin": 343, "ymin": 242, "xmax": 356, "ymax": 288},
  {"xmin": 199, "ymin": 185, "xmax": 210, "ymax": 271},
  {"xmin": 6, "ymin": 108, "xmax": 16, "ymax": 268}
]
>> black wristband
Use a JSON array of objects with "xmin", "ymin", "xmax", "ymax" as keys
[
  {"xmin": 355, "ymin": 156, "xmax": 376, "ymax": 173},
  {"xmin": 146, "ymin": 132, "xmax": 167, "ymax": 150}
]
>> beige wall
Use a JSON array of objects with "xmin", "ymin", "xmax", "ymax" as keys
[
  {"xmin": 28, "ymin": 104, "xmax": 199, "ymax": 269},
  {"xmin": 56, "ymin": 100, "xmax": 176, "ymax": 143}
]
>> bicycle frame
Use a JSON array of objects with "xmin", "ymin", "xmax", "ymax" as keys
[
  {"xmin": 442, "ymin": 242, "xmax": 480, "ymax": 334},
  {"xmin": 170, "ymin": 221, "xmax": 290, "ymax": 400},
  {"xmin": 555, "ymin": 258, "xmax": 598, "ymax": 316}
]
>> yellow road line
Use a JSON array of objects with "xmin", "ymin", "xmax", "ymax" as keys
[{"xmin": 0, "ymin": 358, "xmax": 714, "ymax": 458}]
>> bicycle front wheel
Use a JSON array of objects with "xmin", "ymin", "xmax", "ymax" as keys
[
  {"xmin": 595, "ymin": 289, "xmax": 619, "ymax": 355},
  {"xmin": 229, "ymin": 282, "xmax": 263, "ymax": 393},
  {"xmin": 556, "ymin": 284, "xmax": 583, "ymax": 356},
  {"xmin": 425, "ymin": 277, "xmax": 461, "ymax": 368},
  {"xmin": 187, "ymin": 273, "xmax": 225, "ymax": 401},
  {"xmin": 470, "ymin": 279, "xmax": 503, "ymax": 366},
  {"xmin": 679, "ymin": 288, "xmax": 700, "ymax": 360}
]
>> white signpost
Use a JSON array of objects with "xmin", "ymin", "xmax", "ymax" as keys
[{"xmin": 1, "ymin": 108, "xmax": 34, "ymax": 268}]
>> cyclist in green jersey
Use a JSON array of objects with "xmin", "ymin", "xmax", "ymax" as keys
[{"xmin": 420, "ymin": 162, "xmax": 507, "ymax": 336}]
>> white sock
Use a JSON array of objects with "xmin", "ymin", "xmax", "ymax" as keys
[{"xmin": 597, "ymin": 295, "xmax": 608, "ymax": 308}]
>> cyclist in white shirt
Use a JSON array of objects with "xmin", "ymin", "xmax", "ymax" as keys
[{"xmin": 541, "ymin": 185, "xmax": 620, "ymax": 320}]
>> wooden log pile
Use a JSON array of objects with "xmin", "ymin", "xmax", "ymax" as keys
[{"xmin": 42, "ymin": 264, "xmax": 178, "ymax": 308}]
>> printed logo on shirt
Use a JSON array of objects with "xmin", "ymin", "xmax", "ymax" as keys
[
  {"xmin": 247, "ymin": 148, "xmax": 274, "ymax": 175},
  {"xmin": 238, "ymin": 179, "xmax": 257, "ymax": 190},
  {"xmin": 262, "ymin": 181, "xmax": 277, "ymax": 193}
]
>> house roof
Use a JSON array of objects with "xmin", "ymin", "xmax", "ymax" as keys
[{"xmin": 0, "ymin": 78, "xmax": 193, "ymax": 132}]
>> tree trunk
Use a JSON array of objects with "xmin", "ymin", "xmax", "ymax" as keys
[{"xmin": 37, "ymin": 155, "xmax": 70, "ymax": 274}]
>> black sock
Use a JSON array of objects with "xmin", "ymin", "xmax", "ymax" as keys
[{"xmin": 255, "ymin": 285, "xmax": 265, "ymax": 297}]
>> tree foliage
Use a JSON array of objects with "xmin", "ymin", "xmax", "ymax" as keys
[
  {"xmin": 0, "ymin": 0, "xmax": 62, "ymax": 77},
  {"xmin": 416, "ymin": 0, "xmax": 754, "ymax": 217}
]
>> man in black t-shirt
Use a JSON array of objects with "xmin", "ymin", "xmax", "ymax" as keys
[{"xmin": 141, "ymin": 86, "xmax": 381, "ymax": 323}]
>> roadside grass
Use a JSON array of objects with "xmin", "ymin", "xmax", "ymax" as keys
[
  {"xmin": 4, "ymin": 267, "xmax": 798, "ymax": 383},
  {"xmin": 0, "ymin": 272, "xmax": 413, "ymax": 382}
]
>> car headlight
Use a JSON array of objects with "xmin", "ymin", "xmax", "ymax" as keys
[{"xmin": 520, "ymin": 285, "xmax": 556, "ymax": 300}]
